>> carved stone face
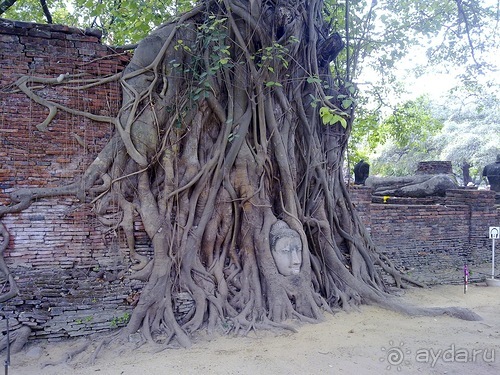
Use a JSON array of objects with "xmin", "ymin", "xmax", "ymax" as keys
[
  {"xmin": 272, "ymin": 236, "xmax": 302, "ymax": 276},
  {"xmin": 270, "ymin": 221, "xmax": 302, "ymax": 276}
]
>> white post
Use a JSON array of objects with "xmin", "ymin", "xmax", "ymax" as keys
[{"xmin": 493, "ymin": 238, "xmax": 496, "ymax": 280}]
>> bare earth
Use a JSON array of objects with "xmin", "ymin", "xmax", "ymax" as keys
[{"xmin": 8, "ymin": 284, "xmax": 500, "ymax": 375}]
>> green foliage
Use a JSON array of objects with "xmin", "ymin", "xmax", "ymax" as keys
[
  {"xmin": 319, "ymin": 106, "xmax": 347, "ymax": 128},
  {"xmin": 366, "ymin": 86, "xmax": 500, "ymax": 179},
  {"xmin": 347, "ymin": 107, "xmax": 379, "ymax": 166},
  {"xmin": 3, "ymin": 0, "xmax": 195, "ymax": 45},
  {"xmin": 355, "ymin": 96, "xmax": 442, "ymax": 154},
  {"xmin": 110, "ymin": 311, "xmax": 131, "ymax": 328},
  {"xmin": 433, "ymin": 86, "xmax": 500, "ymax": 182},
  {"xmin": 333, "ymin": 0, "xmax": 498, "ymax": 166},
  {"xmin": 251, "ymin": 36, "xmax": 299, "ymax": 88},
  {"xmin": 198, "ymin": 16, "xmax": 231, "ymax": 72},
  {"xmin": 377, "ymin": 96, "xmax": 443, "ymax": 149},
  {"xmin": 2, "ymin": 0, "xmax": 76, "ymax": 25},
  {"xmin": 186, "ymin": 15, "xmax": 232, "ymax": 102},
  {"xmin": 72, "ymin": 0, "xmax": 179, "ymax": 45},
  {"xmin": 360, "ymin": 96, "xmax": 443, "ymax": 176},
  {"xmin": 257, "ymin": 43, "xmax": 288, "ymax": 68},
  {"xmin": 74, "ymin": 316, "xmax": 93, "ymax": 325},
  {"xmin": 371, "ymin": 140, "xmax": 439, "ymax": 176}
]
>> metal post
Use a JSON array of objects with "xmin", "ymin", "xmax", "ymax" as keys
[
  {"xmin": 493, "ymin": 238, "xmax": 496, "ymax": 280},
  {"xmin": 4, "ymin": 316, "xmax": 10, "ymax": 375},
  {"xmin": 464, "ymin": 264, "xmax": 469, "ymax": 294}
]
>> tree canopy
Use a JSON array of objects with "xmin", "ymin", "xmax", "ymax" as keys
[{"xmin": 366, "ymin": 86, "xmax": 500, "ymax": 179}]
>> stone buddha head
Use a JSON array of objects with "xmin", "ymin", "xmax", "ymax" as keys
[{"xmin": 269, "ymin": 220, "xmax": 302, "ymax": 276}]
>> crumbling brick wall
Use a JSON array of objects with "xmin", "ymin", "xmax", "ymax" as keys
[
  {"xmin": 350, "ymin": 185, "xmax": 499, "ymax": 285},
  {"xmin": 0, "ymin": 18, "xmax": 149, "ymax": 341}
]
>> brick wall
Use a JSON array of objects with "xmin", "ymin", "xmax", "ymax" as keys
[
  {"xmin": 416, "ymin": 161, "xmax": 453, "ymax": 174},
  {"xmin": 0, "ymin": 18, "xmax": 147, "ymax": 341},
  {"xmin": 350, "ymin": 185, "xmax": 500, "ymax": 285}
]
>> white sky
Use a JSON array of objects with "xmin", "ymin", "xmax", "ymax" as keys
[{"xmin": 364, "ymin": 0, "xmax": 500, "ymax": 106}]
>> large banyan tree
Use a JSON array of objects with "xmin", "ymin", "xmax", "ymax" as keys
[{"xmin": 0, "ymin": 0, "xmax": 480, "ymax": 350}]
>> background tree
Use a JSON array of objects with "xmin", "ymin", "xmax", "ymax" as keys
[
  {"xmin": 1, "ymin": 0, "xmax": 191, "ymax": 45},
  {"xmin": 313, "ymin": 0, "xmax": 498, "ymax": 176},
  {"xmin": 434, "ymin": 86, "xmax": 500, "ymax": 184},
  {"xmin": 362, "ymin": 96, "xmax": 444, "ymax": 176},
  {"xmin": 0, "ymin": 0, "xmax": 71, "ymax": 25},
  {"xmin": 364, "ymin": 87, "xmax": 499, "ymax": 181}
]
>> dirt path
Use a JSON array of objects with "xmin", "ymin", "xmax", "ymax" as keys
[{"xmin": 8, "ymin": 284, "xmax": 500, "ymax": 374}]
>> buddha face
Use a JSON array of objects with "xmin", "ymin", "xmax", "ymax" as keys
[{"xmin": 272, "ymin": 235, "xmax": 302, "ymax": 276}]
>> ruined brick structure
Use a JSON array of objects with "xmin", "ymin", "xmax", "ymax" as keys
[
  {"xmin": 0, "ymin": 18, "xmax": 145, "ymax": 341},
  {"xmin": 350, "ymin": 186, "xmax": 500, "ymax": 284},
  {"xmin": 415, "ymin": 160, "xmax": 453, "ymax": 174},
  {"xmin": 1, "ymin": 19, "xmax": 499, "ymax": 343}
]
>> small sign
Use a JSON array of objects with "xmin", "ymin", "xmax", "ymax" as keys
[{"xmin": 490, "ymin": 227, "xmax": 500, "ymax": 239}]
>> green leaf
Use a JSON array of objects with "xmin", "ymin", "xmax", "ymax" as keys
[
  {"xmin": 319, "ymin": 106, "xmax": 330, "ymax": 117},
  {"xmin": 307, "ymin": 76, "xmax": 321, "ymax": 84},
  {"xmin": 319, "ymin": 106, "xmax": 347, "ymax": 128},
  {"xmin": 342, "ymin": 99, "xmax": 353, "ymax": 109},
  {"xmin": 337, "ymin": 116, "xmax": 348, "ymax": 128}
]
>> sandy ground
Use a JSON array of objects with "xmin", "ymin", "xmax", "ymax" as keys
[{"xmin": 7, "ymin": 283, "xmax": 500, "ymax": 375}]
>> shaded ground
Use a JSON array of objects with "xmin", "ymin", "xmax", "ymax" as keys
[{"xmin": 8, "ymin": 284, "xmax": 500, "ymax": 374}]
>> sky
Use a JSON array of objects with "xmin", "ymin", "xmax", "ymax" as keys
[{"xmin": 362, "ymin": 0, "xmax": 500, "ymax": 107}]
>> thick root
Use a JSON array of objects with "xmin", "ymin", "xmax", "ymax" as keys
[{"xmin": 0, "ymin": 325, "xmax": 32, "ymax": 354}]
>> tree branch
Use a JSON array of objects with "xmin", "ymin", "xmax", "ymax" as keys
[
  {"xmin": 455, "ymin": 0, "xmax": 481, "ymax": 68},
  {"xmin": 0, "ymin": 0, "xmax": 16, "ymax": 15},
  {"xmin": 39, "ymin": 0, "xmax": 53, "ymax": 24}
]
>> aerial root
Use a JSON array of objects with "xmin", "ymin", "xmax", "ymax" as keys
[
  {"xmin": 424, "ymin": 306, "xmax": 482, "ymax": 321},
  {"xmin": 372, "ymin": 294, "xmax": 482, "ymax": 322},
  {"xmin": 376, "ymin": 253, "xmax": 426, "ymax": 288},
  {"xmin": 254, "ymin": 317, "xmax": 299, "ymax": 333},
  {"xmin": 90, "ymin": 337, "xmax": 114, "ymax": 365}
]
